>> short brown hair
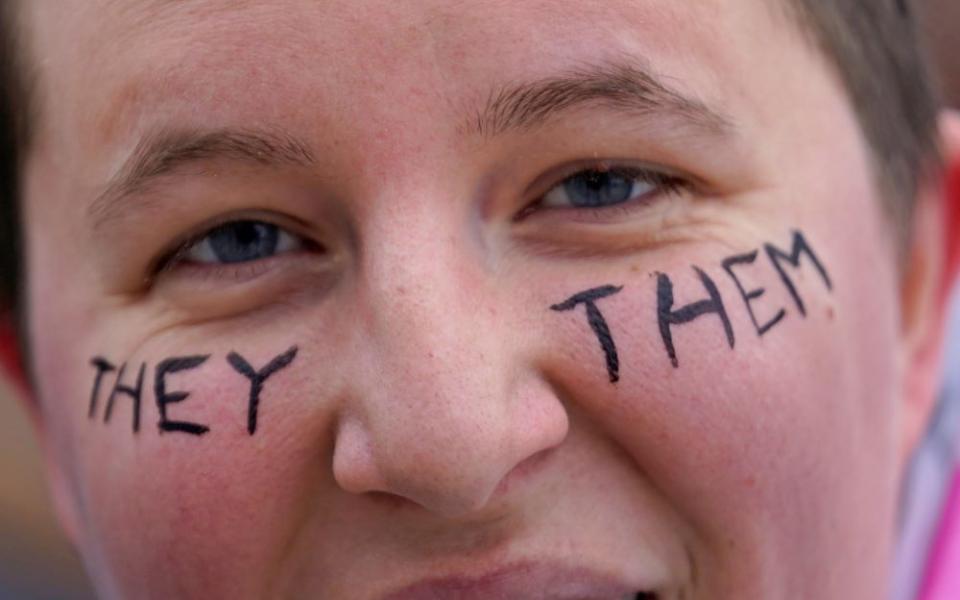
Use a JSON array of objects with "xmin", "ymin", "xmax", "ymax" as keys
[
  {"xmin": 786, "ymin": 0, "xmax": 941, "ymax": 227},
  {"xmin": 0, "ymin": 0, "xmax": 943, "ymax": 321}
]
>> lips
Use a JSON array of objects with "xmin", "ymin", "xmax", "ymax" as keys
[{"xmin": 381, "ymin": 561, "xmax": 656, "ymax": 600}]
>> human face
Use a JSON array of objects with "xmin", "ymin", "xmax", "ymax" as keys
[{"xmin": 16, "ymin": 0, "xmax": 926, "ymax": 598}]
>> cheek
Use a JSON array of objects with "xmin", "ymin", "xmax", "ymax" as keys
[
  {"xmin": 36, "ymin": 344, "xmax": 332, "ymax": 597},
  {"xmin": 539, "ymin": 232, "xmax": 900, "ymax": 592}
]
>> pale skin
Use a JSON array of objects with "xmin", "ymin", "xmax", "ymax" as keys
[{"xmin": 5, "ymin": 0, "xmax": 960, "ymax": 598}]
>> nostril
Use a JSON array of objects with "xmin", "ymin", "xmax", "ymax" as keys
[
  {"xmin": 366, "ymin": 490, "xmax": 417, "ymax": 510},
  {"xmin": 491, "ymin": 447, "xmax": 555, "ymax": 499}
]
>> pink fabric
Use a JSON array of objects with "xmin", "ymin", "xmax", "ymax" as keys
[{"xmin": 919, "ymin": 470, "xmax": 960, "ymax": 600}]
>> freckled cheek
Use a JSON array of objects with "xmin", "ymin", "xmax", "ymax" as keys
[
  {"xmin": 69, "ymin": 363, "xmax": 329, "ymax": 589},
  {"xmin": 543, "ymin": 273, "xmax": 882, "ymax": 551}
]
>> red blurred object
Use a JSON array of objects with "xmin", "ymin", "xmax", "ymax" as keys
[
  {"xmin": 944, "ymin": 159, "xmax": 960, "ymax": 300},
  {"xmin": 0, "ymin": 314, "xmax": 26, "ymax": 392}
]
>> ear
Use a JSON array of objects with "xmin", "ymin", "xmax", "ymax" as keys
[
  {"xmin": 0, "ymin": 310, "xmax": 82, "ymax": 544},
  {"xmin": 899, "ymin": 110, "xmax": 960, "ymax": 461}
]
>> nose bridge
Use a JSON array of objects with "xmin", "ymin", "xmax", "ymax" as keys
[
  {"xmin": 360, "ymin": 198, "xmax": 488, "ymax": 383},
  {"xmin": 368, "ymin": 211, "xmax": 474, "ymax": 350},
  {"xmin": 334, "ymin": 204, "xmax": 567, "ymax": 515}
]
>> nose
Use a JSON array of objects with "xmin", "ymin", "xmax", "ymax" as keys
[{"xmin": 331, "ymin": 212, "xmax": 569, "ymax": 517}]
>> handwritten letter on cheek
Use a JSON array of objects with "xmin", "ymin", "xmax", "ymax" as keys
[
  {"xmin": 549, "ymin": 230, "xmax": 833, "ymax": 382},
  {"xmin": 86, "ymin": 347, "xmax": 298, "ymax": 438}
]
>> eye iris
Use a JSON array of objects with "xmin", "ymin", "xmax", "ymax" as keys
[
  {"xmin": 563, "ymin": 170, "xmax": 634, "ymax": 207},
  {"xmin": 208, "ymin": 221, "xmax": 280, "ymax": 263}
]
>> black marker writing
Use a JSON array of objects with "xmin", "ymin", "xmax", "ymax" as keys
[
  {"xmin": 155, "ymin": 355, "xmax": 211, "ymax": 436},
  {"xmin": 657, "ymin": 267, "xmax": 734, "ymax": 368},
  {"xmin": 551, "ymin": 285, "xmax": 624, "ymax": 383},
  {"xmin": 722, "ymin": 251, "xmax": 786, "ymax": 336},
  {"xmin": 104, "ymin": 362, "xmax": 145, "ymax": 434},
  {"xmin": 227, "ymin": 346, "xmax": 299, "ymax": 435},
  {"xmin": 88, "ymin": 357, "xmax": 116, "ymax": 419},
  {"xmin": 764, "ymin": 229, "xmax": 833, "ymax": 317}
]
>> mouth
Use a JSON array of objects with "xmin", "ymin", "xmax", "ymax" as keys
[{"xmin": 381, "ymin": 561, "xmax": 661, "ymax": 599}]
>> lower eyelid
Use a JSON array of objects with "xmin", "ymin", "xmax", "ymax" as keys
[
  {"xmin": 163, "ymin": 247, "xmax": 320, "ymax": 284},
  {"xmin": 177, "ymin": 255, "xmax": 277, "ymax": 282},
  {"xmin": 150, "ymin": 251, "xmax": 342, "ymax": 322}
]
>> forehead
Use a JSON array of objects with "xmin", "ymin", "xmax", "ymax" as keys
[{"xmin": 21, "ymin": 0, "xmax": 796, "ymax": 157}]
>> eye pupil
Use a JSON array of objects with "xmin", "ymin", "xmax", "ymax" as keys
[
  {"xmin": 563, "ymin": 170, "xmax": 634, "ymax": 207},
  {"xmin": 209, "ymin": 221, "xmax": 280, "ymax": 263}
]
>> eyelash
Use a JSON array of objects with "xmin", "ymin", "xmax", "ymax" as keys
[
  {"xmin": 519, "ymin": 163, "xmax": 690, "ymax": 221},
  {"xmin": 151, "ymin": 215, "xmax": 316, "ymax": 278}
]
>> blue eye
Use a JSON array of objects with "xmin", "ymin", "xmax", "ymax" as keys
[
  {"xmin": 541, "ymin": 167, "xmax": 679, "ymax": 209},
  {"xmin": 182, "ymin": 220, "xmax": 304, "ymax": 264}
]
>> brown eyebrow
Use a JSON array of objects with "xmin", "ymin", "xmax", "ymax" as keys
[
  {"xmin": 88, "ymin": 128, "xmax": 316, "ymax": 231},
  {"xmin": 471, "ymin": 59, "xmax": 732, "ymax": 138}
]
